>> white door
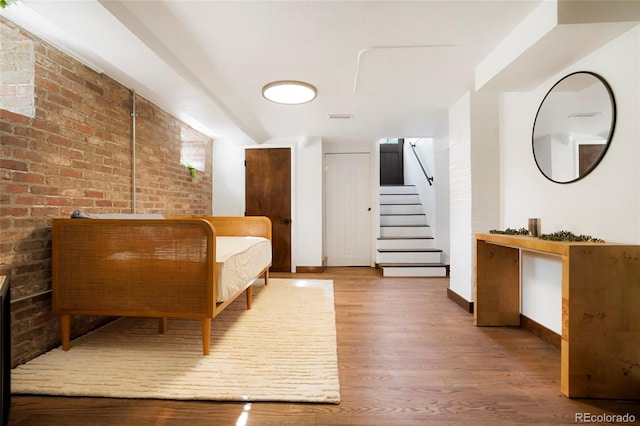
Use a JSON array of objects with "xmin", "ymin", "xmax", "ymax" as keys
[{"xmin": 325, "ymin": 153, "xmax": 371, "ymax": 266}]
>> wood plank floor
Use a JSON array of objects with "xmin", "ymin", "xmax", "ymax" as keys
[{"xmin": 8, "ymin": 267, "xmax": 640, "ymax": 425}]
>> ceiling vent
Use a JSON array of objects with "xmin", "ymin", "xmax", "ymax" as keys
[{"xmin": 328, "ymin": 114, "xmax": 353, "ymax": 120}]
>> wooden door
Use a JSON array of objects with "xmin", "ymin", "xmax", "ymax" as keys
[
  {"xmin": 578, "ymin": 144, "xmax": 606, "ymax": 177},
  {"xmin": 325, "ymin": 153, "xmax": 371, "ymax": 266},
  {"xmin": 245, "ymin": 148, "xmax": 291, "ymax": 272},
  {"xmin": 380, "ymin": 138, "xmax": 404, "ymax": 185}
]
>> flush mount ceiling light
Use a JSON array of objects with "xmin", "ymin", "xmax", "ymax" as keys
[{"xmin": 262, "ymin": 80, "xmax": 317, "ymax": 105}]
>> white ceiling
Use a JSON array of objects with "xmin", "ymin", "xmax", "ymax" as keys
[{"xmin": 3, "ymin": 0, "xmax": 546, "ymax": 144}]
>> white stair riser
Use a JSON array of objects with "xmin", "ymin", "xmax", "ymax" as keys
[
  {"xmin": 380, "ymin": 215, "xmax": 426, "ymax": 226},
  {"xmin": 376, "ymin": 251, "xmax": 442, "ymax": 263},
  {"xmin": 382, "ymin": 266, "xmax": 447, "ymax": 277},
  {"xmin": 380, "ymin": 226, "xmax": 431, "ymax": 238},
  {"xmin": 377, "ymin": 238, "xmax": 435, "ymax": 250},
  {"xmin": 380, "ymin": 204, "xmax": 423, "ymax": 215},
  {"xmin": 380, "ymin": 186, "xmax": 416, "ymax": 195},
  {"xmin": 380, "ymin": 194, "xmax": 420, "ymax": 204}
]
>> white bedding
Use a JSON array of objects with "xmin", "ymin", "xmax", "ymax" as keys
[{"xmin": 216, "ymin": 236, "xmax": 272, "ymax": 302}]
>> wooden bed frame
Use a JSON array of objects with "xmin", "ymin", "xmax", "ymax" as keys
[{"xmin": 51, "ymin": 216, "xmax": 272, "ymax": 355}]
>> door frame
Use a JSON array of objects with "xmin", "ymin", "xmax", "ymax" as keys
[
  {"xmin": 380, "ymin": 138, "xmax": 405, "ymax": 185},
  {"xmin": 323, "ymin": 150, "xmax": 378, "ymax": 267}
]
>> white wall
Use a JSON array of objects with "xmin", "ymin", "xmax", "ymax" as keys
[
  {"xmin": 470, "ymin": 91, "xmax": 501, "ymax": 237},
  {"xmin": 404, "ymin": 138, "xmax": 435, "ymax": 230},
  {"xmin": 521, "ymin": 251, "xmax": 562, "ymax": 334},
  {"xmin": 500, "ymin": 26, "xmax": 640, "ymax": 330},
  {"xmin": 501, "ymin": 26, "xmax": 640, "ymax": 243},
  {"xmin": 433, "ymin": 135, "xmax": 451, "ymax": 264},
  {"xmin": 404, "ymin": 137, "xmax": 451, "ymax": 264},
  {"xmin": 294, "ymin": 137, "xmax": 323, "ymax": 268},
  {"xmin": 212, "ymin": 137, "xmax": 324, "ymax": 271},
  {"xmin": 212, "ymin": 138, "xmax": 249, "ymax": 216}
]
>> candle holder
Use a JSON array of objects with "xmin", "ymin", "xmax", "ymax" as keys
[{"xmin": 528, "ymin": 218, "xmax": 541, "ymax": 237}]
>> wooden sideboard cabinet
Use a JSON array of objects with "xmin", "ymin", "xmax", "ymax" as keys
[{"xmin": 474, "ymin": 233, "xmax": 640, "ymax": 399}]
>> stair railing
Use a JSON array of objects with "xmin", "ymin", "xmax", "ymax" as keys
[{"xmin": 409, "ymin": 141, "xmax": 434, "ymax": 186}]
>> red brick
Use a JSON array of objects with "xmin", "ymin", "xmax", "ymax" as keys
[
  {"xmin": 95, "ymin": 199, "xmax": 113, "ymax": 207},
  {"xmin": 0, "ymin": 159, "xmax": 28, "ymax": 171},
  {"xmin": 84, "ymin": 80, "xmax": 104, "ymax": 96},
  {"xmin": 0, "ymin": 134, "xmax": 29, "ymax": 148},
  {"xmin": 1, "ymin": 182, "xmax": 28, "ymax": 193},
  {"xmin": 12, "ymin": 148, "xmax": 44, "ymax": 163},
  {"xmin": 33, "ymin": 119, "xmax": 60, "ymax": 134},
  {"xmin": 84, "ymin": 190, "xmax": 104, "ymax": 198},
  {"xmin": 34, "ymin": 75, "xmax": 60, "ymax": 94},
  {"xmin": 0, "ymin": 108, "xmax": 31, "ymax": 124},
  {"xmin": 0, "ymin": 206, "xmax": 29, "ymax": 218},
  {"xmin": 73, "ymin": 122, "xmax": 94, "ymax": 136},
  {"xmin": 46, "ymin": 134, "xmax": 73, "ymax": 147},
  {"xmin": 30, "ymin": 206, "xmax": 60, "ymax": 217},
  {"xmin": 30, "ymin": 185, "xmax": 60, "ymax": 195},
  {"xmin": 14, "ymin": 173, "xmax": 46, "ymax": 184},
  {"xmin": 60, "ymin": 86, "xmax": 82, "ymax": 103},
  {"xmin": 45, "ymin": 93, "xmax": 73, "ymax": 109},
  {"xmin": 14, "ymin": 195, "xmax": 46, "ymax": 206},
  {"xmin": 45, "ymin": 196, "xmax": 71, "ymax": 206},
  {"xmin": 60, "ymin": 168, "xmax": 82, "ymax": 178}
]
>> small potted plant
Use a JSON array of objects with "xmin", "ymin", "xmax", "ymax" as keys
[{"xmin": 180, "ymin": 161, "xmax": 197, "ymax": 179}]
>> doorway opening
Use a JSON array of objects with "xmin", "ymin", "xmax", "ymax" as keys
[{"xmin": 379, "ymin": 138, "xmax": 404, "ymax": 185}]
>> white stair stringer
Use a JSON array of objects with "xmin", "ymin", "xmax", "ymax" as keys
[{"xmin": 377, "ymin": 185, "xmax": 448, "ymax": 278}]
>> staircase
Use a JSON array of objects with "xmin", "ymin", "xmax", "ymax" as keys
[{"xmin": 377, "ymin": 185, "xmax": 447, "ymax": 277}]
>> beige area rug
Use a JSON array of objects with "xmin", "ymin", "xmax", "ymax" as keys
[{"xmin": 12, "ymin": 279, "xmax": 340, "ymax": 403}]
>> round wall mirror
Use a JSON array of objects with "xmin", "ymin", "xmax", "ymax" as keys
[{"xmin": 532, "ymin": 71, "xmax": 616, "ymax": 183}]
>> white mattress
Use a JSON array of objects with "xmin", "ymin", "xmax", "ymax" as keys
[{"xmin": 216, "ymin": 236, "xmax": 272, "ymax": 302}]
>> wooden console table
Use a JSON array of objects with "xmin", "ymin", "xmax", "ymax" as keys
[{"xmin": 474, "ymin": 233, "xmax": 640, "ymax": 399}]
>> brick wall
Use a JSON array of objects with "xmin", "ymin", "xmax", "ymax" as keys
[
  {"xmin": 0, "ymin": 18, "xmax": 213, "ymax": 366},
  {"xmin": 448, "ymin": 91, "xmax": 500, "ymax": 304},
  {"xmin": 448, "ymin": 93, "xmax": 474, "ymax": 303}
]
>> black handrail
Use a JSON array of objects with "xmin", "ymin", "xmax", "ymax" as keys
[{"xmin": 409, "ymin": 141, "xmax": 434, "ymax": 186}]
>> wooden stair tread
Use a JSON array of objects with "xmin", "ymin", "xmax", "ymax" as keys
[
  {"xmin": 378, "ymin": 236, "xmax": 433, "ymax": 240},
  {"xmin": 378, "ymin": 262, "xmax": 447, "ymax": 267},
  {"xmin": 380, "ymin": 224, "xmax": 431, "ymax": 227},
  {"xmin": 377, "ymin": 248, "xmax": 442, "ymax": 253}
]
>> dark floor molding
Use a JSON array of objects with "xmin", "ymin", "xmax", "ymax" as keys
[
  {"xmin": 295, "ymin": 266, "xmax": 325, "ymax": 273},
  {"xmin": 447, "ymin": 287, "xmax": 473, "ymax": 313},
  {"xmin": 520, "ymin": 314, "xmax": 561, "ymax": 350}
]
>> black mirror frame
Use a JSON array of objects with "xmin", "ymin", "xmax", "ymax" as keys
[{"xmin": 532, "ymin": 71, "xmax": 616, "ymax": 184}]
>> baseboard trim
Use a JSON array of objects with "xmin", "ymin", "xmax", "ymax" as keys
[
  {"xmin": 520, "ymin": 314, "xmax": 561, "ymax": 350},
  {"xmin": 295, "ymin": 266, "xmax": 326, "ymax": 273},
  {"xmin": 447, "ymin": 287, "xmax": 474, "ymax": 314}
]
